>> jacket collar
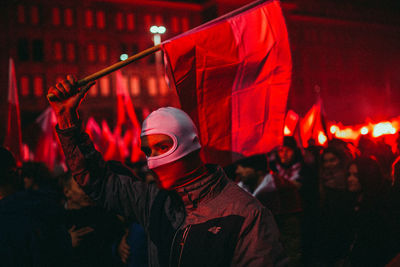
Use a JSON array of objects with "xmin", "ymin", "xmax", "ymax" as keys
[{"xmin": 175, "ymin": 164, "xmax": 227, "ymax": 210}]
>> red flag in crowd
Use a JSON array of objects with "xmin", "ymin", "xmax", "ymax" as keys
[
  {"xmin": 284, "ymin": 110, "xmax": 299, "ymax": 136},
  {"xmin": 85, "ymin": 117, "xmax": 106, "ymax": 153},
  {"xmin": 35, "ymin": 107, "xmax": 64, "ymax": 170},
  {"xmin": 162, "ymin": 0, "xmax": 292, "ymax": 166},
  {"xmin": 4, "ymin": 58, "xmax": 23, "ymax": 166},
  {"xmin": 299, "ymin": 98, "xmax": 329, "ymax": 147},
  {"xmin": 102, "ymin": 120, "xmax": 121, "ymax": 161},
  {"xmin": 114, "ymin": 71, "xmax": 144, "ymax": 162}
]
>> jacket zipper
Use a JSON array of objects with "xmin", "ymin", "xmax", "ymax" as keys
[{"xmin": 177, "ymin": 224, "xmax": 191, "ymax": 267}]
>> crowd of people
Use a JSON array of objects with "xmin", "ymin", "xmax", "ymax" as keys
[
  {"xmin": 1, "ymin": 74, "xmax": 400, "ymax": 267},
  {"xmin": 229, "ymin": 135, "xmax": 400, "ymax": 266},
  {"xmin": 2, "ymin": 132, "xmax": 400, "ymax": 266}
]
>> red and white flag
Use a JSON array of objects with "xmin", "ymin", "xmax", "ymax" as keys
[
  {"xmin": 85, "ymin": 117, "xmax": 106, "ymax": 153},
  {"xmin": 4, "ymin": 58, "xmax": 23, "ymax": 165},
  {"xmin": 114, "ymin": 71, "xmax": 144, "ymax": 162},
  {"xmin": 162, "ymin": 0, "xmax": 292, "ymax": 166},
  {"xmin": 35, "ymin": 107, "xmax": 64, "ymax": 170}
]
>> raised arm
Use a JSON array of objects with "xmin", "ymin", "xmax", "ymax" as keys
[{"xmin": 47, "ymin": 75, "xmax": 159, "ymax": 226}]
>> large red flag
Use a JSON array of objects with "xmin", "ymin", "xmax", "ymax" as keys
[
  {"xmin": 35, "ymin": 107, "xmax": 64, "ymax": 170},
  {"xmin": 299, "ymin": 98, "xmax": 329, "ymax": 148},
  {"xmin": 114, "ymin": 71, "xmax": 144, "ymax": 162},
  {"xmin": 4, "ymin": 58, "xmax": 23, "ymax": 165},
  {"xmin": 162, "ymin": 0, "xmax": 292, "ymax": 166}
]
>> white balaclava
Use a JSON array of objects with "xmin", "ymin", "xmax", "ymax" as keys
[{"xmin": 141, "ymin": 107, "xmax": 201, "ymax": 169}]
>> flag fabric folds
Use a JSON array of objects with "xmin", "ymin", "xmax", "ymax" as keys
[
  {"xmin": 35, "ymin": 107, "xmax": 64, "ymax": 170},
  {"xmin": 114, "ymin": 71, "xmax": 144, "ymax": 162},
  {"xmin": 162, "ymin": 0, "xmax": 292, "ymax": 166},
  {"xmin": 299, "ymin": 98, "xmax": 329, "ymax": 147},
  {"xmin": 4, "ymin": 58, "xmax": 23, "ymax": 166}
]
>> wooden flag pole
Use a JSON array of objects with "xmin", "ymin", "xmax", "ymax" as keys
[{"xmin": 47, "ymin": 44, "xmax": 161, "ymax": 101}]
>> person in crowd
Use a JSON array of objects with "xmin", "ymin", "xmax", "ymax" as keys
[
  {"xmin": 265, "ymin": 136, "xmax": 308, "ymax": 266},
  {"xmin": 315, "ymin": 145, "xmax": 353, "ymax": 265},
  {"xmin": 47, "ymin": 75, "xmax": 287, "ymax": 266},
  {"xmin": 344, "ymin": 156, "xmax": 398, "ymax": 267},
  {"xmin": 235, "ymin": 154, "xmax": 269, "ymax": 194},
  {"xmin": 21, "ymin": 161, "xmax": 58, "ymax": 191},
  {"xmin": 386, "ymin": 157, "xmax": 400, "ymax": 266},
  {"xmin": 60, "ymin": 172, "xmax": 125, "ymax": 267},
  {"xmin": 0, "ymin": 147, "xmax": 72, "ymax": 266}
]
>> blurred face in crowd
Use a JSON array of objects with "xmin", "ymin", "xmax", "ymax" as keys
[
  {"xmin": 278, "ymin": 146, "xmax": 295, "ymax": 165},
  {"xmin": 347, "ymin": 164, "xmax": 361, "ymax": 192},
  {"xmin": 235, "ymin": 165, "xmax": 257, "ymax": 185},
  {"xmin": 23, "ymin": 176, "xmax": 34, "ymax": 190},
  {"xmin": 64, "ymin": 178, "xmax": 94, "ymax": 209},
  {"xmin": 323, "ymin": 152, "xmax": 340, "ymax": 170}
]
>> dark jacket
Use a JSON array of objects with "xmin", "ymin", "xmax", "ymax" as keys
[
  {"xmin": 57, "ymin": 126, "xmax": 287, "ymax": 267},
  {"xmin": 0, "ymin": 189, "xmax": 72, "ymax": 267}
]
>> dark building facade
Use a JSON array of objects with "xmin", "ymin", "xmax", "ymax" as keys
[
  {"xmin": 1, "ymin": 0, "xmax": 400, "ymax": 145},
  {"xmin": 0, "ymin": 0, "xmax": 203, "ymax": 144}
]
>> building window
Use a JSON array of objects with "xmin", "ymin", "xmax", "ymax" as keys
[
  {"xmin": 85, "ymin": 10, "xmax": 94, "ymax": 28},
  {"xmin": 147, "ymin": 76, "xmax": 157, "ymax": 96},
  {"xmin": 144, "ymin": 15, "xmax": 152, "ymax": 32},
  {"xmin": 87, "ymin": 44, "xmax": 96, "ymax": 62},
  {"xmin": 88, "ymin": 82, "xmax": 98, "ymax": 97},
  {"xmin": 116, "ymin": 12, "xmax": 124, "ymax": 30},
  {"xmin": 96, "ymin": 11, "xmax": 106, "ymax": 29},
  {"xmin": 100, "ymin": 76, "xmax": 110, "ymax": 96},
  {"xmin": 30, "ymin": 6, "xmax": 39, "ymax": 25},
  {"xmin": 98, "ymin": 44, "xmax": 107, "ymax": 62},
  {"xmin": 32, "ymin": 39, "xmax": 44, "ymax": 62},
  {"xmin": 66, "ymin": 42, "xmax": 76, "ymax": 62},
  {"xmin": 20, "ymin": 76, "xmax": 30, "ymax": 97},
  {"xmin": 182, "ymin": 17, "xmax": 189, "ymax": 32},
  {"xmin": 159, "ymin": 77, "xmax": 169, "ymax": 95},
  {"xmin": 126, "ymin": 13, "xmax": 135, "ymax": 31},
  {"xmin": 17, "ymin": 5, "xmax": 25, "ymax": 24},
  {"xmin": 64, "ymin": 8, "xmax": 74, "ymax": 26},
  {"xmin": 17, "ymin": 39, "xmax": 29, "ymax": 61},
  {"xmin": 33, "ymin": 76, "xmax": 44, "ymax": 97},
  {"xmin": 54, "ymin": 41, "xmax": 63, "ymax": 61},
  {"xmin": 130, "ymin": 75, "xmax": 140, "ymax": 96},
  {"xmin": 52, "ymin": 7, "xmax": 61, "ymax": 26},
  {"xmin": 171, "ymin": 16, "xmax": 179, "ymax": 33}
]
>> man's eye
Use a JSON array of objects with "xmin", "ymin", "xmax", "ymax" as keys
[{"xmin": 160, "ymin": 145, "xmax": 170, "ymax": 151}]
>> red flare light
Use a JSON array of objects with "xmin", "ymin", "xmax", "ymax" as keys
[
  {"xmin": 372, "ymin": 122, "xmax": 396, "ymax": 137},
  {"xmin": 318, "ymin": 131, "xmax": 327, "ymax": 145}
]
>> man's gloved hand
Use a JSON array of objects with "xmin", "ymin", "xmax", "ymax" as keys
[{"xmin": 47, "ymin": 75, "xmax": 95, "ymax": 129}]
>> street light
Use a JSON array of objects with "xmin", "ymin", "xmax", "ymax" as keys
[{"xmin": 150, "ymin": 25, "xmax": 166, "ymax": 45}]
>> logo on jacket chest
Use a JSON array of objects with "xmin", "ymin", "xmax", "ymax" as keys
[{"xmin": 208, "ymin": 226, "xmax": 222, "ymax": 234}]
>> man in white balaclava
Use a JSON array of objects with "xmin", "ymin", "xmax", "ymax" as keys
[
  {"xmin": 140, "ymin": 107, "xmax": 205, "ymax": 189},
  {"xmin": 48, "ymin": 75, "xmax": 287, "ymax": 267}
]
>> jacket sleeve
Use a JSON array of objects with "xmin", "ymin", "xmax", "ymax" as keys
[
  {"xmin": 232, "ymin": 207, "xmax": 288, "ymax": 267},
  {"xmin": 56, "ymin": 125, "xmax": 159, "ymax": 228}
]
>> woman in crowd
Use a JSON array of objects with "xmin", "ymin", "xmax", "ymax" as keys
[{"xmin": 345, "ymin": 156, "xmax": 397, "ymax": 267}]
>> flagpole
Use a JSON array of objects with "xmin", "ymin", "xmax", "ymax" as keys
[{"xmin": 47, "ymin": 44, "xmax": 161, "ymax": 101}]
